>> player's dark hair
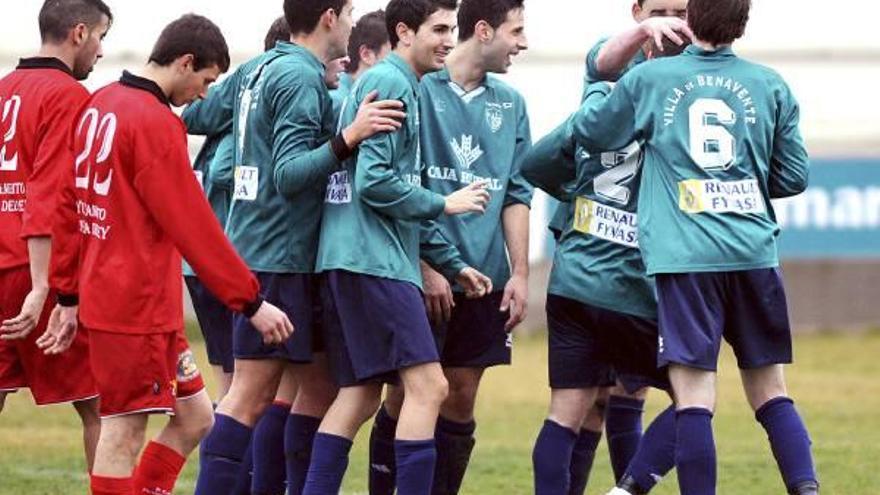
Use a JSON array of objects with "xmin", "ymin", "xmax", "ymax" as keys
[
  {"xmin": 284, "ymin": 0, "xmax": 345, "ymax": 35},
  {"xmin": 264, "ymin": 16, "xmax": 291, "ymax": 51},
  {"xmin": 385, "ymin": 0, "xmax": 459, "ymax": 49},
  {"xmin": 148, "ymin": 14, "xmax": 230, "ymax": 73},
  {"xmin": 347, "ymin": 10, "xmax": 388, "ymax": 72},
  {"xmin": 38, "ymin": 0, "xmax": 113, "ymax": 44},
  {"xmin": 457, "ymin": 0, "xmax": 523, "ymax": 42},
  {"xmin": 688, "ymin": 0, "xmax": 750, "ymax": 45}
]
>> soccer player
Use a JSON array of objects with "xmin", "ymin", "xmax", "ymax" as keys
[
  {"xmin": 0, "ymin": 0, "xmax": 109, "ymax": 473},
  {"xmin": 45, "ymin": 14, "xmax": 294, "ymax": 495},
  {"xmin": 329, "ymin": 10, "xmax": 392, "ymax": 117},
  {"xmin": 536, "ymin": 2, "xmax": 693, "ymax": 490},
  {"xmin": 366, "ymin": 1, "xmax": 532, "ymax": 493},
  {"xmin": 306, "ymin": 0, "xmax": 499, "ymax": 493},
  {"xmin": 571, "ymin": 0, "xmax": 819, "ymax": 493},
  {"xmin": 181, "ymin": 16, "xmax": 292, "ymax": 405},
  {"xmin": 193, "ymin": 1, "xmax": 410, "ymax": 494}
]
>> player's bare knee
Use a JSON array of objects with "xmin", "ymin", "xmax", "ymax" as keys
[
  {"xmin": 741, "ymin": 365, "xmax": 788, "ymax": 411},
  {"xmin": 403, "ymin": 365, "xmax": 449, "ymax": 406},
  {"xmin": 549, "ymin": 388, "xmax": 596, "ymax": 431}
]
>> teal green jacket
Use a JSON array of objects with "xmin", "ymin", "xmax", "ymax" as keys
[
  {"xmin": 416, "ymin": 68, "xmax": 533, "ymax": 291},
  {"xmin": 225, "ymin": 42, "xmax": 341, "ymax": 273},
  {"xmin": 180, "ymin": 56, "xmax": 263, "ymax": 276},
  {"xmin": 317, "ymin": 53, "xmax": 447, "ymax": 288},
  {"xmin": 573, "ymin": 45, "xmax": 808, "ymax": 275},
  {"xmin": 328, "ymin": 72, "xmax": 353, "ymax": 123}
]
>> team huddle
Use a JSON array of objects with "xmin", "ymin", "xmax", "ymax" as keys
[{"xmin": 0, "ymin": 0, "xmax": 820, "ymax": 494}]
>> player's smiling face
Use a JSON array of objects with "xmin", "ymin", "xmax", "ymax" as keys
[
  {"xmin": 72, "ymin": 14, "xmax": 111, "ymax": 81},
  {"xmin": 635, "ymin": 0, "xmax": 688, "ymax": 21},
  {"xmin": 411, "ymin": 8, "xmax": 457, "ymax": 75},
  {"xmin": 482, "ymin": 8, "xmax": 528, "ymax": 74}
]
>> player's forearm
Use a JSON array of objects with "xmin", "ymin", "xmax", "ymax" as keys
[
  {"xmin": 502, "ymin": 204, "xmax": 530, "ymax": 277},
  {"xmin": 274, "ymin": 142, "xmax": 341, "ymax": 198},
  {"xmin": 420, "ymin": 221, "xmax": 468, "ymax": 281},
  {"xmin": 595, "ymin": 25, "xmax": 650, "ymax": 79},
  {"xmin": 521, "ymin": 121, "xmax": 577, "ymax": 201},
  {"xmin": 26, "ymin": 236, "xmax": 51, "ymax": 292}
]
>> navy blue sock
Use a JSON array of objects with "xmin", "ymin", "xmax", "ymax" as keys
[
  {"xmin": 675, "ymin": 408, "xmax": 716, "ymax": 495},
  {"xmin": 232, "ymin": 439, "xmax": 254, "ymax": 495},
  {"xmin": 533, "ymin": 419, "xmax": 578, "ymax": 495},
  {"xmin": 302, "ymin": 433, "xmax": 352, "ymax": 495},
  {"xmin": 285, "ymin": 413, "xmax": 323, "ymax": 495},
  {"xmin": 605, "ymin": 395, "xmax": 646, "ymax": 482},
  {"xmin": 395, "ymin": 439, "xmax": 437, "ymax": 495},
  {"xmin": 568, "ymin": 429, "xmax": 601, "ymax": 495},
  {"xmin": 368, "ymin": 405, "xmax": 398, "ymax": 495},
  {"xmin": 624, "ymin": 405, "xmax": 677, "ymax": 493},
  {"xmin": 195, "ymin": 414, "xmax": 253, "ymax": 495},
  {"xmin": 434, "ymin": 416, "xmax": 477, "ymax": 495},
  {"xmin": 755, "ymin": 397, "xmax": 818, "ymax": 492},
  {"xmin": 251, "ymin": 402, "xmax": 290, "ymax": 495}
]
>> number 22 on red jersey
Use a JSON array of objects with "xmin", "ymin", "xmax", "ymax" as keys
[{"xmin": 74, "ymin": 108, "xmax": 117, "ymax": 196}]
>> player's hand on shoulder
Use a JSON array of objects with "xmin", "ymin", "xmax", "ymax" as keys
[
  {"xmin": 249, "ymin": 301, "xmax": 294, "ymax": 345},
  {"xmin": 456, "ymin": 267, "xmax": 493, "ymax": 300},
  {"xmin": 421, "ymin": 261, "xmax": 454, "ymax": 326},
  {"xmin": 445, "ymin": 181, "xmax": 491, "ymax": 215},
  {"xmin": 36, "ymin": 304, "xmax": 78, "ymax": 355},
  {"xmin": 342, "ymin": 90, "xmax": 407, "ymax": 147},
  {"xmin": 1, "ymin": 286, "xmax": 50, "ymax": 340},
  {"xmin": 640, "ymin": 16, "xmax": 694, "ymax": 56},
  {"xmin": 501, "ymin": 273, "xmax": 528, "ymax": 332}
]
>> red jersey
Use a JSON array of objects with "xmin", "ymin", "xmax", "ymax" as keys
[
  {"xmin": 51, "ymin": 72, "xmax": 261, "ymax": 334},
  {"xmin": 0, "ymin": 58, "xmax": 89, "ymax": 270}
]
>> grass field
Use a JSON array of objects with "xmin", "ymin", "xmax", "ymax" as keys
[{"xmin": 1, "ymin": 328, "xmax": 879, "ymax": 494}]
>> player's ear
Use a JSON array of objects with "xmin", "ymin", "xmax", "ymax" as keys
[
  {"xmin": 71, "ymin": 23, "xmax": 88, "ymax": 46},
  {"xmin": 178, "ymin": 54, "xmax": 196, "ymax": 73},
  {"xmin": 395, "ymin": 22, "xmax": 414, "ymax": 47},
  {"xmin": 322, "ymin": 7, "xmax": 337, "ymax": 30},
  {"xmin": 632, "ymin": 1, "xmax": 643, "ymax": 21},
  {"xmin": 475, "ymin": 20, "xmax": 493, "ymax": 43}
]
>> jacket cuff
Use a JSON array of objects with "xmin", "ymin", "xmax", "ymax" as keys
[
  {"xmin": 242, "ymin": 295, "xmax": 264, "ymax": 318},
  {"xmin": 57, "ymin": 293, "xmax": 79, "ymax": 307}
]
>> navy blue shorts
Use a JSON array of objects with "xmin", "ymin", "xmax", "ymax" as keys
[
  {"xmin": 546, "ymin": 294, "xmax": 669, "ymax": 393},
  {"xmin": 434, "ymin": 291, "xmax": 511, "ymax": 368},
  {"xmin": 233, "ymin": 272, "xmax": 315, "ymax": 363},
  {"xmin": 321, "ymin": 270, "xmax": 440, "ymax": 387},
  {"xmin": 656, "ymin": 268, "xmax": 793, "ymax": 371},
  {"xmin": 185, "ymin": 276, "xmax": 234, "ymax": 373}
]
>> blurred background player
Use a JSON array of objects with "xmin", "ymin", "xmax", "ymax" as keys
[
  {"xmin": 541, "ymin": 1, "xmax": 692, "ymax": 491},
  {"xmin": 367, "ymin": 1, "xmax": 532, "ymax": 494},
  {"xmin": 329, "ymin": 9, "xmax": 391, "ymax": 118},
  {"xmin": 193, "ymin": 1, "xmax": 409, "ymax": 493},
  {"xmin": 182, "ymin": 15, "xmax": 298, "ymax": 495},
  {"xmin": 182, "ymin": 15, "xmax": 293, "ymax": 405},
  {"xmin": 0, "ymin": 0, "xmax": 110, "ymax": 474},
  {"xmin": 46, "ymin": 14, "xmax": 293, "ymax": 495},
  {"xmin": 307, "ymin": 0, "xmax": 497, "ymax": 493},
  {"xmin": 571, "ymin": 0, "xmax": 819, "ymax": 493}
]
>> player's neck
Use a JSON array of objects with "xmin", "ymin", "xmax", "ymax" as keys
[
  {"xmin": 444, "ymin": 42, "xmax": 487, "ymax": 92},
  {"xmin": 136, "ymin": 64, "xmax": 174, "ymax": 102},
  {"xmin": 291, "ymin": 33, "xmax": 334, "ymax": 65},
  {"xmin": 694, "ymin": 39, "xmax": 730, "ymax": 52},
  {"xmin": 36, "ymin": 44, "xmax": 76, "ymax": 73},
  {"xmin": 394, "ymin": 47, "xmax": 426, "ymax": 80}
]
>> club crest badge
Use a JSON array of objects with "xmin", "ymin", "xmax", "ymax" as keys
[{"xmin": 485, "ymin": 103, "xmax": 504, "ymax": 133}]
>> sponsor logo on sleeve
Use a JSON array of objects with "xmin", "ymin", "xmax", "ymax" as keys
[
  {"xmin": 233, "ymin": 166, "xmax": 259, "ymax": 201},
  {"xmin": 325, "ymin": 170, "xmax": 352, "ymax": 204},
  {"xmin": 678, "ymin": 178, "xmax": 766, "ymax": 215},
  {"xmin": 573, "ymin": 196, "xmax": 639, "ymax": 248}
]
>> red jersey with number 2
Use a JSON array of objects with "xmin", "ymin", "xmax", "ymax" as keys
[
  {"xmin": 0, "ymin": 58, "xmax": 89, "ymax": 270},
  {"xmin": 51, "ymin": 72, "xmax": 260, "ymax": 334}
]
